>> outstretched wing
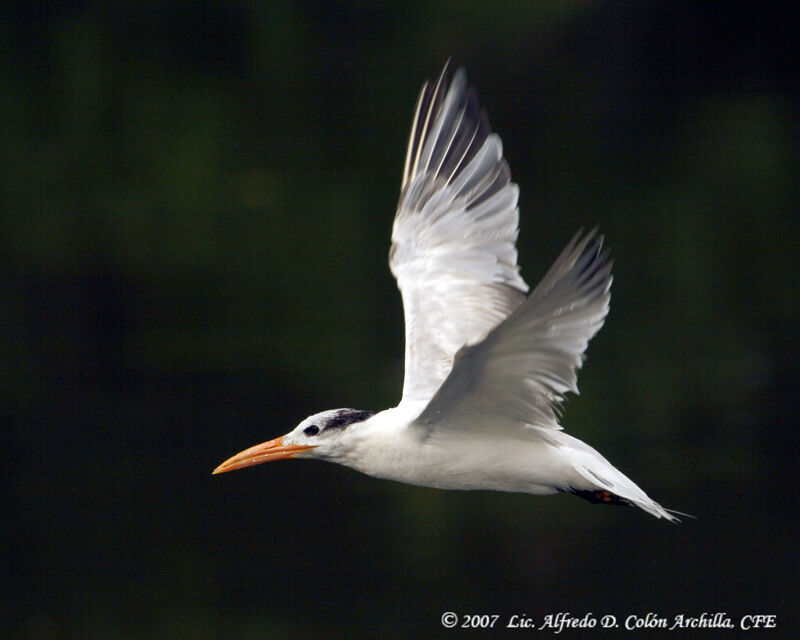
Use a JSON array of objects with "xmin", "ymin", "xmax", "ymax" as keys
[
  {"xmin": 415, "ymin": 230, "xmax": 612, "ymax": 431},
  {"xmin": 391, "ymin": 66, "xmax": 528, "ymax": 407}
]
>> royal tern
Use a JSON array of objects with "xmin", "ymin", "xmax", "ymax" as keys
[{"xmin": 214, "ymin": 65, "xmax": 678, "ymax": 521}]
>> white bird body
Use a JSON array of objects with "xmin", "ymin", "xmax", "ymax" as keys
[
  {"xmin": 214, "ymin": 64, "xmax": 679, "ymax": 521},
  {"xmin": 336, "ymin": 407, "xmax": 586, "ymax": 495},
  {"xmin": 307, "ymin": 406, "xmax": 674, "ymax": 520}
]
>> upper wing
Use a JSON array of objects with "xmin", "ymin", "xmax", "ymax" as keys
[
  {"xmin": 415, "ymin": 230, "xmax": 612, "ymax": 431},
  {"xmin": 391, "ymin": 66, "xmax": 528, "ymax": 407}
]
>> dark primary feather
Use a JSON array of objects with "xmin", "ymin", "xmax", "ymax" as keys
[{"xmin": 400, "ymin": 64, "xmax": 493, "ymax": 206}]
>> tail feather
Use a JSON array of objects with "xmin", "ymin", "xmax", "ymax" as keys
[
  {"xmin": 572, "ymin": 462, "xmax": 680, "ymax": 522},
  {"xmin": 530, "ymin": 426, "xmax": 685, "ymax": 521}
]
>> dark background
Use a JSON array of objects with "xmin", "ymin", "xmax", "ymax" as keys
[{"xmin": 3, "ymin": 2, "xmax": 799, "ymax": 638}]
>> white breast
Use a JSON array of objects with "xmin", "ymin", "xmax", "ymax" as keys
[{"xmin": 342, "ymin": 408, "xmax": 570, "ymax": 495}]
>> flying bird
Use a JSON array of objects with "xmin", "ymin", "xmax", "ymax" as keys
[{"xmin": 214, "ymin": 65, "xmax": 678, "ymax": 521}]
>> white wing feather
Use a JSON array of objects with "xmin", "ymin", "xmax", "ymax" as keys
[
  {"xmin": 391, "ymin": 66, "xmax": 528, "ymax": 407},
  {"xmin": 361, "ymin": 67, "xmax": 675, "ymax": 520},
  {"xmin": 416, "ymin": 229, "xmax": 612, "ymax": 431}
]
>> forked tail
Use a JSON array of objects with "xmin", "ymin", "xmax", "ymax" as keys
[
  {"xmin": 570, "ymin": 460, "xmax": 682, "ymax": 521},
  {"xmin": 543, "ymin": 429, "xmax": 683, "ymax": 521}
]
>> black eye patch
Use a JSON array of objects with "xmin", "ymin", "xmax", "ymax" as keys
[
  {"xmin": 323, "ymin": 409, "xmax": 376, "ymax": 431},
  {"xmin": 303, "ymin": 425, "xmax": 320, "ymax": 436}
]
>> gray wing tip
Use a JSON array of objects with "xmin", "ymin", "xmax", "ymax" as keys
[
  {"xmin": 401, "ymin": 63, "xmax": 494, "ymax": 194},
  {"xmin": 529, "ymin": 227, "xmax": 613, "ymax": 304}
]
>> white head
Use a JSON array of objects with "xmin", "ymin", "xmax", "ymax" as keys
[{"xmin": 212, "ymin": 408, "xmax": 375, "ymax": 474}]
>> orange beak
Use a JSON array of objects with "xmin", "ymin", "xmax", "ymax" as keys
[{"xmin": 212, "ymin": 435, "xmax": 316, "ymax": 475}]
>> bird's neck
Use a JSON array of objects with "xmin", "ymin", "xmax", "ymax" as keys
[{"xmin": 336, "ymin": 405, "xmax": 423, "ymax": 479}]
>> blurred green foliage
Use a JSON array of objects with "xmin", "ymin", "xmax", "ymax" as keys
[{"xmin": 3, "ymin": 2, "xmax": 798, "ymax": 639}]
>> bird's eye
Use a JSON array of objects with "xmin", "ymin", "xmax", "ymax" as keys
[{"xmin": 303, "ymin": 425, "xmax": 320, "ymax": 436}]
